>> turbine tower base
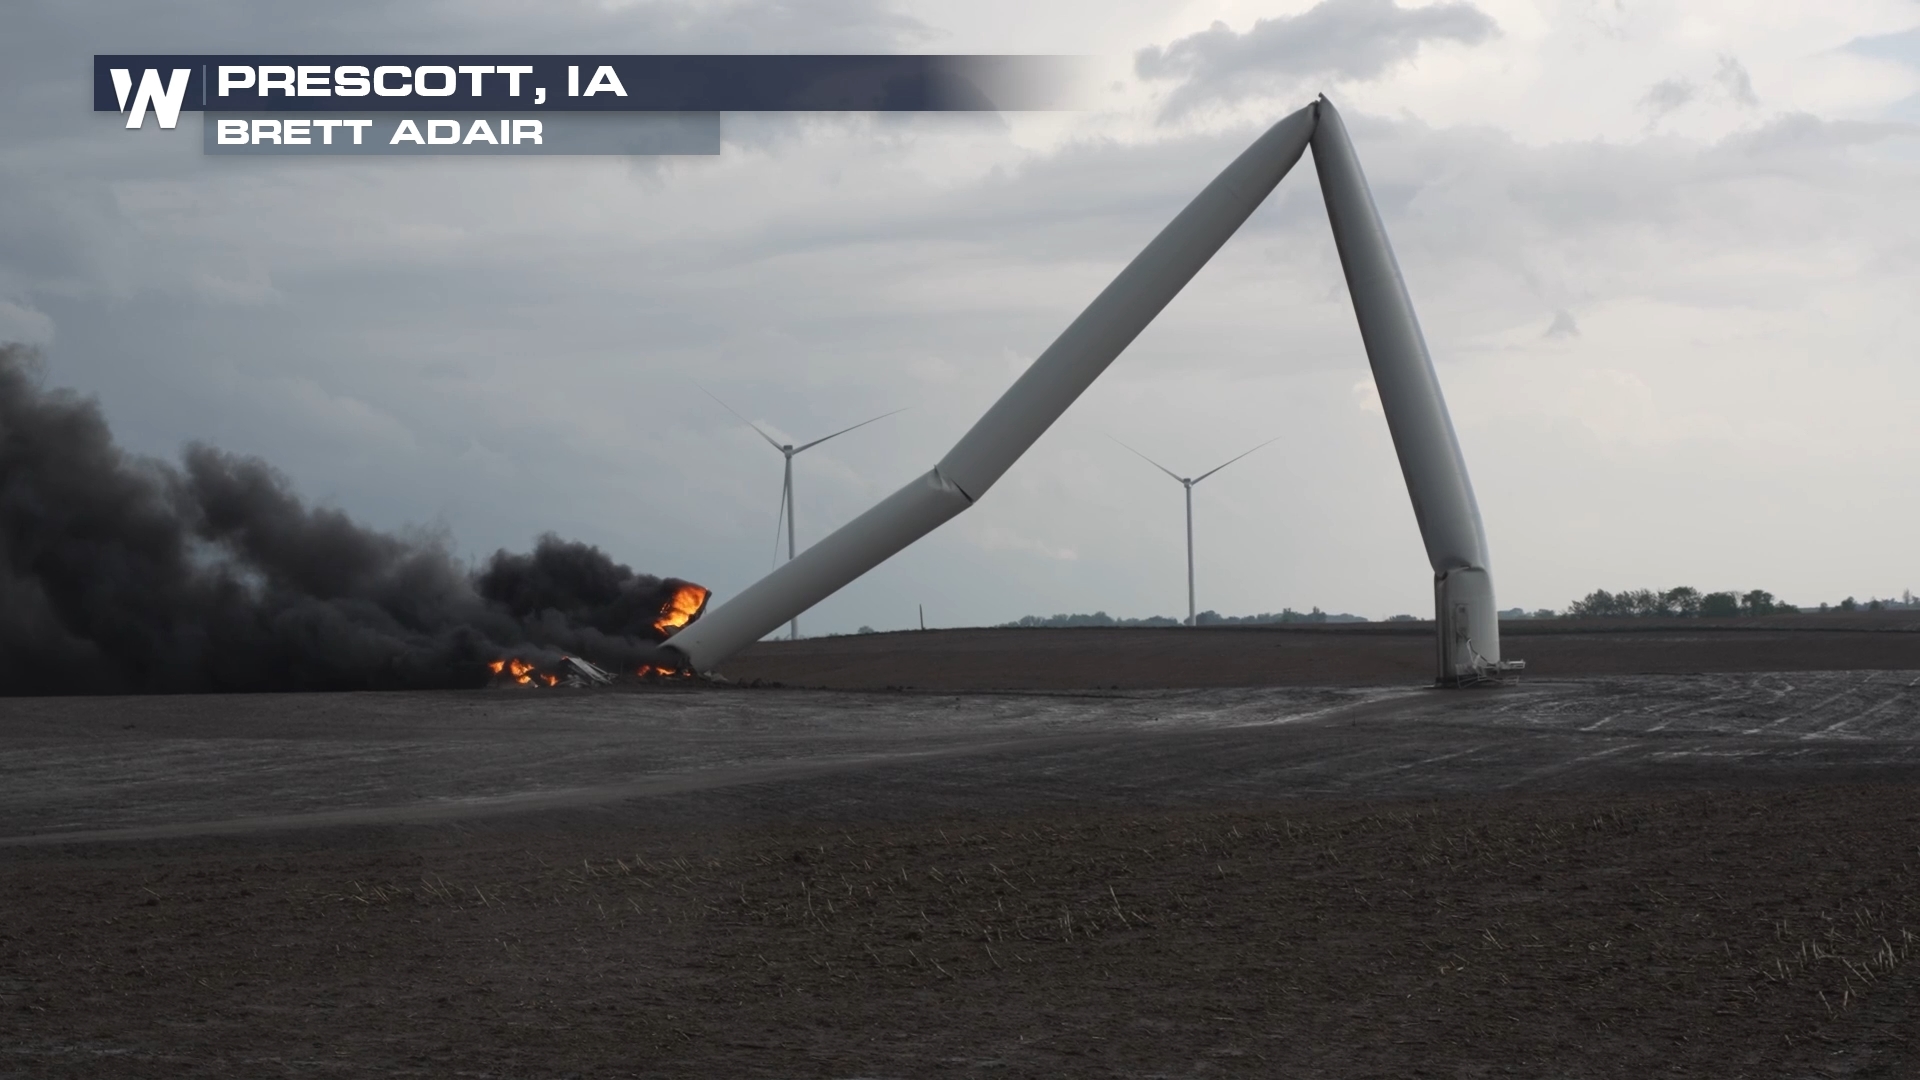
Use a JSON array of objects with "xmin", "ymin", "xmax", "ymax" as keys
[{"xmin": 1434, "ymin": 567, "xmax": 1524, "ymax": 686}]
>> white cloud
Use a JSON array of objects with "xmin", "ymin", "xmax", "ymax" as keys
[{"xmin": 1135, "ymin": 0, "xmax": 1501, "ymax": 119}]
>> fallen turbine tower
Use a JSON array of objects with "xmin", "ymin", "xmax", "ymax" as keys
[{"xmin": 662, "ymin": 97, "xmax": 1522, "ymax": 686}]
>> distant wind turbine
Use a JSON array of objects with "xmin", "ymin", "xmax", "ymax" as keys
[
  {"xmin": 1110, "ymin": 435, "xmax": 1281, "ymax": 627},
  {"xmin": 702, "ymin": 387, "xmax": 904, "ymax": 640}
]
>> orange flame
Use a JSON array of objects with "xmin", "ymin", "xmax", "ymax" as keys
[
  {"xmin": 488, "ymin": 657, "xmax": 539, "ymax": 685},
  {"xmin": 653, "ymin": 584, "xmax": 710, "ymax": 635}
]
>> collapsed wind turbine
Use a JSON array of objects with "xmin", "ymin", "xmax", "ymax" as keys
[
  {"xmin": 663, "ymin": 98, "xmax": 1523, "ymax": 686},
  {"xmin": 701, "ymin": 388, "xmax": 902, "ymax": 640},
  {"xmin": 1111, "ymin": 436, "xmax": 1279, "ymax": 627}
]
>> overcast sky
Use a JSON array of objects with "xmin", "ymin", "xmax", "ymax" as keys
[{"xmin": 4, "ymin": 0, "xmax": 1918, "ymax": 633}]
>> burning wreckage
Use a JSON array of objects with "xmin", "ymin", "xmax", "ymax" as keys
[
  {"xmin": 0, "ymin": 342, "xmax": 719, "ymax": 697},
  {"xmin": 486, "ymin": 583, "xmax": 711, "ymax": 689}
]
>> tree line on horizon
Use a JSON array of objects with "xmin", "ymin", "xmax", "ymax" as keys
[
  {"xmin": 984, "ymin": 588, "xmax": 1917, "ymax": 631},
  {"xmin": 1564, "ymin": 586, "xmax": 1786, "ymax": 618},
  {"xmin": 837, "ymin": 589, "xmax": 1915, "ymax": 637},
  {"xmin": 1545, "ymin": 587, "xmax": 1917, "ymax": 619},
  {"xmin": 998, "ymin": 607, "xmax": 1368, "ymax": 629}
]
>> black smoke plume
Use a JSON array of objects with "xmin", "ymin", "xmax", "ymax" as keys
[{"xmin": 0, "ymin": 344, "xmax": 692, "ymax": 694}]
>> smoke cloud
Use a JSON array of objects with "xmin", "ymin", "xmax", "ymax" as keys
[{"xmin": 0, "ymin": 344, "xmax": 691, "ymax": 694}]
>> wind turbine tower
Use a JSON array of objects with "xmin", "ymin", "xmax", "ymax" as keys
[
  {"xmin": 663, "ymin": 99, "xmax": 1524, "ymax": 686},
  {"xmin": 702, "ymin": 388, "xmax": 902, "ymax": 640},
  {"xmin": 1112, "ymin": 437, "xmax": 1279, "ymax": 626}
]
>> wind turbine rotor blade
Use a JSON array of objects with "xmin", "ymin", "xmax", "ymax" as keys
[
  {"xmin": 769, "ymin": 473, "xmax": 789, "ymax": 569},
  {"xmin": 1191, "ymin": 435, "xmax": 1282, "ymax": 485},
  {"xmin": 792, "ymin": 408, "xmax": 908, "ymax": 454},
  {"xmin": 1105, "ymin": 434, "xmax": 1185, "ymax": 484},
  {"xmin": 697, "ymin": 384, "xmax": 786, "ymax": 452}
]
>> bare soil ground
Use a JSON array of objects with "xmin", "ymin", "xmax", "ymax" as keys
[
  {"xmin": 5, "ymin": 786, "xmax": 1918, "ymax": 1079},
  {"xmin": 3, "ymin": 624, "xmax": 1919, "ymax": 1078}
]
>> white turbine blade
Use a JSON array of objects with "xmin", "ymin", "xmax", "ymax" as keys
[
  {"xmin": 1106, "ymin": 434, "xmax": 1185, "ymax": 484},
  {"xmin": 792, "ymin": 408, "xmax": 907, "ymax": 454},
  {"xmin": 1192, "ymin": 436, "xmax": 1282, "ymax": 485},
  {"xmin": 697, "ymin": 384, "xmax": 785, "ymax": 452},
  {"xmin": 769, "ymin": 473, "xmax": 790, "ymax": 569}
]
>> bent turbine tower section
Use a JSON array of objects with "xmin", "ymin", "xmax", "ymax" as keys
[
  {"xmin": 1309, "ymin": 102, "xmax": 1508, "ymax": 682},
  {"xmin": 662, "ymin": 97, "xmax": 1516, "ymax": 686},
  {"xmin": 661, "ymin": 105, "xmax": 1319, "ymax": 670}
]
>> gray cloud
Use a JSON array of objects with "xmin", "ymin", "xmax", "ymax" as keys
[
  {"xmin": 1845, "ymin": 25, "xmax": 1920, "ymax": 67},
  {"xmin": 1715, "ymin": 55, "xmax": 1759, "ymax": 107},
  {"xmin": 1545, "ymin": 310, "xmax": 1579, "ymax": 338},
  {"xmin": 1716, "ymin": 112, "xmax": 1917, "ymax": 156},
  {"xmin": 1642, "ymin": 77, "xmax": 1696, "ymax": 119},
  {"xmin": 1643, "ymin": 57, "xmax": 1758, "ymax": 122},
  {"xmin": 1135, "ymin": 0, "xmax": 1499, "ymax": 119}
]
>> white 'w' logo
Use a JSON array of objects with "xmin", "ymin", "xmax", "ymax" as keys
[{"xmin": 110, "ymin": 68, "xmax": 191, "ymax": 129}]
